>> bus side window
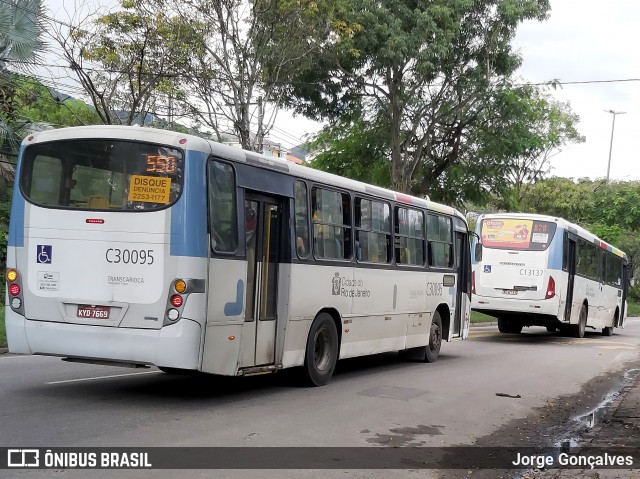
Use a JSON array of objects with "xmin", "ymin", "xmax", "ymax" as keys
[
  {"xmin": 294, "ymin": 180, "xmax": 310, "ymax": 258},
  {"xmin": 208, "ymin": 161, "xmax": 238, "ymax": 253}
]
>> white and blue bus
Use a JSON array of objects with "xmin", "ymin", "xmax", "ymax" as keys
[
  {"xmin": 471, "ymin": 213, "xmax": 629, "ymax": 338},
  {"xmin": 5, "ymin": 126, "xmax": 471, "ymax": 385}
]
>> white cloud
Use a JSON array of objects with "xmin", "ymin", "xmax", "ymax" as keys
[{"xmin": 514, "ymin": 0, "xmax": 640, "ymax": 181}]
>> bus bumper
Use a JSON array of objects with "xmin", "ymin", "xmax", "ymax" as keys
[
  {"xmin": 6, "ymin": 310, "xmax": 201, "ymax": 370},
  {"xmin": 472, "ymin": 295, "xmax": 561, "ymax": 319}
]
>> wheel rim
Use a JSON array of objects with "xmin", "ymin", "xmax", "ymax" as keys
[
  {"xmin": 429, "ymin": 322, "xmax": 441, "ymax": 352},
  {"xmin": 314, "ymin": 328, "xmax": 331, "ymax": 371}
]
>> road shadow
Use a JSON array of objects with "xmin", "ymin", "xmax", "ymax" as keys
[
  {"xmin": 471, "ymin": 327, "xmax": 622, "ymax": 345},
  {"xmin": 25, "ymin": 349, "xmax": 459, "ymax": 406}
]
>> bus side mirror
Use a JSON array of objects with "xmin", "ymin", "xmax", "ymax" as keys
[{"xmin": 470, "ymin": 232, "xmax": 482, "ymax": 261}]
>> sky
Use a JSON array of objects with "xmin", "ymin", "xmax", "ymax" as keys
[
  {"xmin": 512, "ymin": 0, "xmax": 640, "ymax": 182},
  {"xmin": 41, "ymin": 0, "xmax": 640, "ymax": 181}
]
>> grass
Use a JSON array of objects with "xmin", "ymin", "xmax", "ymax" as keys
[
  {"xmin": 627, "ymin": 301, "xmax": 640, "ymax": 317},
  {"xmin": 0, "ymin": 304, "xmax": 5, "ymax": 348},
  {"xmin": 471, "ymin": 310, "xmax": 496, "ymax": 323}
]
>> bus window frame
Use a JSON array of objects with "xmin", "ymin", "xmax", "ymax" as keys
[
  {"xmin": 310, "ymin": 184, "xmax": 353, "ymax": 262},
  {"xmin": 394, "ymin": 205, "xmax": 426, "ymax": 268},
  {"xmin": 354, "ymin": 195, "xmax": 392, "ymax": 265},
  {"xmin": 427, "ymin": 212, "xmax": 454, "ymax": 270},
  {"xmin": 207, "ymin": 158, "xmax": 240, "ymax": 256},
  {"xmin": 20, "ymin": 139, "xmax": 185, "ymax": 213}
]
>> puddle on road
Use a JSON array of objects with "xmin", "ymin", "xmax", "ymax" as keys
[{"xmin": 554, "ymin": 368, "xmax": 640, "ymax": 448}]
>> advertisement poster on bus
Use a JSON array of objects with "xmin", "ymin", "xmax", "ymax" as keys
[{"xmin": 481, "ymin": 219, "xmax": 533, "ymax": 249}]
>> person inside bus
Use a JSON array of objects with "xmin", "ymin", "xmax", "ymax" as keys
[{"xmin": 296, "ymin": 223, "xmax": 309, "ymax": 257}]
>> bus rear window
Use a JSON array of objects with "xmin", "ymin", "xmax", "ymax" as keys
[
  {"xmin": 20, "ymin": 139, "xmax": 183, "ymax": 211},
  {"xmin": 480, "ymin": 218, "xmax": 557, "ymax": 251}
]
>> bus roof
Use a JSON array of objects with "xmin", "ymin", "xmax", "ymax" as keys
[
  {"xmin": 23, "ymin": 125, "xmax": 466, "ymax": 224},
  {"xmin": 477, "ymin": 212, "xmax": 627, "ymax": 260}
]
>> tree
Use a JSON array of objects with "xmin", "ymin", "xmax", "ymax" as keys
[
  {"xmin": 281, "ymin": 0, "xmax": 551, "ymax": 193},
  {"xmin": 0, "ymin": 0, "xmax": 46, "ymax": 71},
  {"xmin": 1, "ymin": 0, "xmax": 47, "ymax": 155},
  {"xmin": 518, "ymin": 177, "xmax": 595, "ymax": 222},
  {"xmin": 1, "ymin": 0, "xmax": 47, "ymax": 269},
  {"xmin": 51, "ymin": 0, "xmax": 197, "ymax": 125},
  {"xmin": 308, "ymin": 112, "xmax": 391, "ymax": 187},
  {"xmin": 473, "ymin": 84, "xmax": 584, "ymax": 209},
  {"xmin": 171, "ymin": 0, "xmax": 337, "ymax": 150}
]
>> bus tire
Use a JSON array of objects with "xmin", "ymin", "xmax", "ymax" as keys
[
  {"xmin": 572, "ymin": 305, "xmax": 587, "ymax": 338},
  {"xmin": 424, "ymin": 311, "xmax": 443, "ymax": 363},
  {"xmin": 497, "ymin": 317, "xmax": 510, "ymax": 334},
  {"xmin": 303, "ymin": 313, "xmax": 339, "ymax": 387},
  {"xmin": 602, "ymin": 326, "xmax": 613, "ymax": 336},
  {"xmin": 509, "ymin": 323, "xmax": 523, "ymax": 334}
]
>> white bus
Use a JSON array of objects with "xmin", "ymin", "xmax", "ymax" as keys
[
  {"xmin": 5, "ymin": 126, "xmax": 471, "ymax": 386},
  {"xmin": 471, "ymin": 213, "xmax": 629, "ymax": 338}
]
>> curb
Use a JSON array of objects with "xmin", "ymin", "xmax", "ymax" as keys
[
  {"xmin": 470, "ymin": 322, "xmax": 497, "ymax": 327},
  {"xmin": 0, "ymin": 347, "xmax": 8, "ymax": 354}
]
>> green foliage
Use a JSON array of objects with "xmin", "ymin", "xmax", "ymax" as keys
[
  {"xmin": 628, "ymin": 285, "xmax": 640, "ymax": 303},
  {"xmin": 282, "ymin": 0, "xmax": 552, "ymax": 195},
  {"xmin": 627, "ymin": 301, "xmax": 640, "ymax": 317},
  {"xmin": 471, "ymin": 310, "xmax": 496, "ymax": 323},
  {"xmin": 0, "ymin": 0, "xmax": 46, "ymax": 70},
  {"xmin": 519, "ymin": 177, "xmax": 594, "ymax": 222},
  {"xmin": 518, "ymin": 178, "xmax": 640, "ymax": 276},
  {"xmin": 14, "ymin": 77, "xmax": 101, "ymax": 127},
  {"xmin": 308, "ymin": 115, "xmax": 391, "ymax": 187}
]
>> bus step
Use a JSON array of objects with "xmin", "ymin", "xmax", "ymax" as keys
[{"xmin": 239, "ymin": 365, "xmax": 281, "ymax": 376}]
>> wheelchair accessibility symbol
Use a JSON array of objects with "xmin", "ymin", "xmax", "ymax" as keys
[{"xmin": 37, "ymin": 245, "xmax": 52, "ymax": 264}]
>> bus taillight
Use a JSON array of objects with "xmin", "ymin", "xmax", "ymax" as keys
[
  {"xmin": 545, "ymin": 276, "xmax": 556, "ymax": 299},
  {"xmin": 9, "ymin": 284, "xmax": 20, "ymax": 296},
  {"xmin": 170, "ymin": 295, "xmax": 183, "ymax": 307},
  {"xmin": 472, "ymin": 271, "xmax": 476, "ymax": 294}
]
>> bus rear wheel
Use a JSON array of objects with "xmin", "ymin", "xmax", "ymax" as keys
[
  {"xmin": 572, "ymin": 305, "xmax": 587, "ymax": 338},
  {"xmin": 509, "ymin": 323, "xmax": 523, "ymax": 334},
  {"xmin": 497, "ymin": 317, "xmax": 510, "ymax": 333},
  {"xmin": 303, "ymin": 313, "xmax": 339, "ymax": 387}
]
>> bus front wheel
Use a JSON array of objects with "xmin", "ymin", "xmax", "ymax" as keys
[
  {"xmin": 303, "ymin": 313, "xmax": 339, "ymax": 387},
  {"xmin": 572, "ymin": 305, "xmax": 587, "ymax": 338}
]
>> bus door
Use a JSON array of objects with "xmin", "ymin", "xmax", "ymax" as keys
[
  {"xmin": 564, "ymin": 233, "xmax": 577, "ymax": 322},
  {"xmin": 453, "ymin": 231, "xmax": 470, "ymax": 338},
  {"xmin": 242, "ymin": 193, "xmax": 283, "ymax": 366},
  {"xmin": 620, "ymin": 262, "xmax": 630, "ymax": 327}
]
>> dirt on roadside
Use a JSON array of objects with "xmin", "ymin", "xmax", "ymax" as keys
[{"xmin": 434, "ymin": 363, "xmax": 639, "ymax": 479}]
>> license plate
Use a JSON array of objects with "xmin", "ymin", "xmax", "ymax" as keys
[
  {"xmin": 502, "ymin": 289, "xmax": 518, "ymax": 296},
  {"xmin": 77, "ymin": 305, "xmax": 111, "ymax": 319}
]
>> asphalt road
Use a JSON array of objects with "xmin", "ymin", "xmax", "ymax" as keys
[{"xmin": 1, "ymin": 319, "xmax": 640, "ymax": 478}]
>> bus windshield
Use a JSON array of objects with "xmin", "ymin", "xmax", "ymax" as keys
[
  {"xmin": 20, "ymin": 139, "xmax": 183, "ymax": 211},
  {"xmin": 480, "ymin": 218, "xmax": 557, "ymax": 251}
]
